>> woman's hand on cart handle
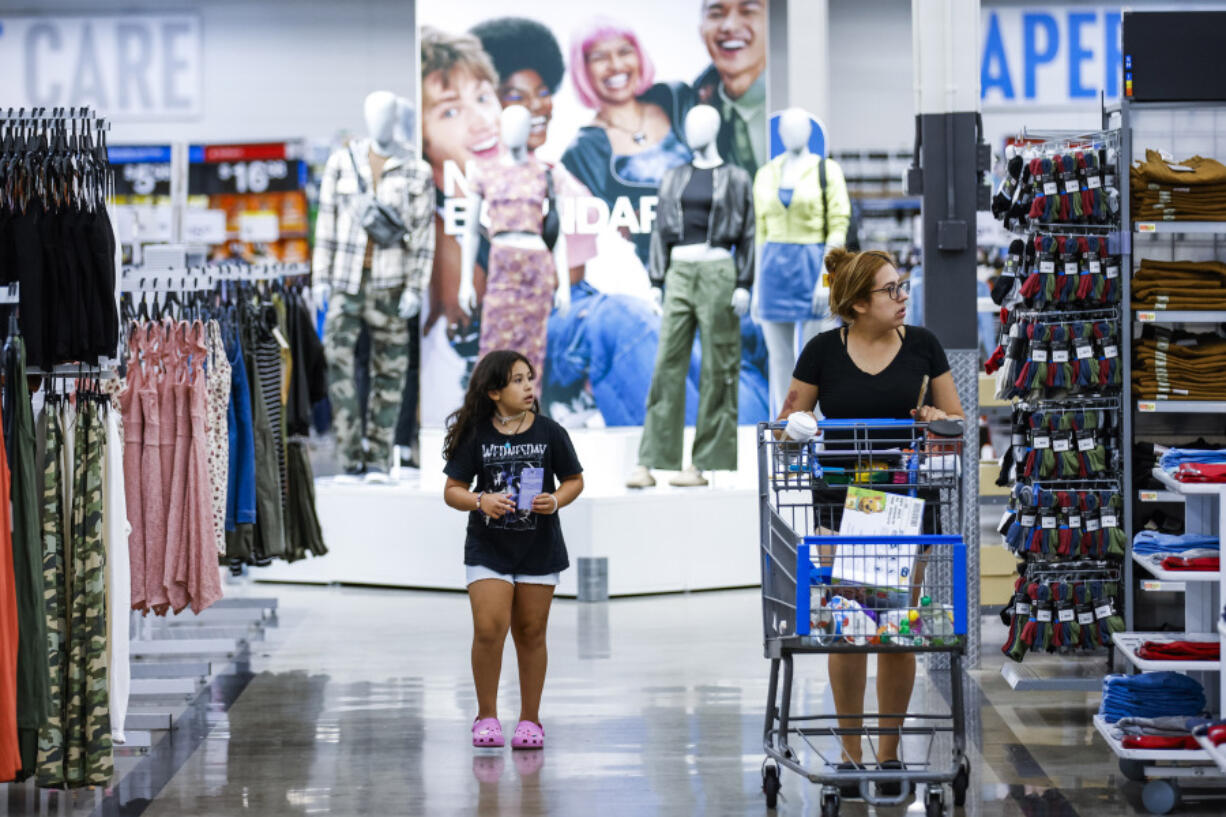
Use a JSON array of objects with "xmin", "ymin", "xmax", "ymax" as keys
[{"xmin": 784, "ymin": 411, "xmax": 819, "ymax": 442}]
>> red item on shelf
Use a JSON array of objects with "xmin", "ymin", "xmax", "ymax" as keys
[
  {"xmin": 1135, "ymin": 640, "xmax": 1220, "ymax": 661},
  {"xmin": 1121, "ymin": 735, "xmax": 1200, "ymax": 750},
  {"xmin": 1160, "ymin": 556, "xmax": 1221, "ymax": 571},
  {"xmin": 1173, "ymin": 462, "xmax": 1226, "ymax": 483}
]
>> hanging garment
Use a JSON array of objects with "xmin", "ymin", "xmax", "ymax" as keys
[
  {"xmin": 206, "ymin": 321, "xmax": 232, "ymax": 555},
  {"xmin": 8, "ymin": 336, "xmax": 49, "ymax": 778},
  {"xmin": 225, "ymin": 331, "xmax": 257, "ymax": 561},
  {"xmin": 64, "ymin": 401, "xmax": 112, "ymax": 786},
  {"xmin": 103, "ymin": 401, "xmax": 130, "ymax": 745},
  {"xmin": 285, "ymin": 440, "xmax": 327, "ymax": 562},
  {"xmin": 35, "ymin": 399, "xmax": 67, "ymax": 786},
  {"xmin": 0, "ymin": 381, "xmax": 19, "ymax": 781},
  {"xmin": 163, "ymin": 349, "xmax": 193, "ymax": 613},
  {"xmin": 254, "ymin": 318, "xmax": 287, "ymax": 504},
  {"xmin": 246, "ymin": 310, "xmax": 286, "ymax": 560},
  {"xmin": 184, "ymin": 328, "xmax": 222, "ymax": 614},
  {"xmin": 138, "ymin": 333, "xmax": 169, "ymax": 615},
  {"xmin": 121, "ymin": 325, "xmax": 147, "ymax": 610}
]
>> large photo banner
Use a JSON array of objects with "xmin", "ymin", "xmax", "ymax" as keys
[{"xmin": 417, "ymin": 0, "xmax": 771, "ymax": 428}]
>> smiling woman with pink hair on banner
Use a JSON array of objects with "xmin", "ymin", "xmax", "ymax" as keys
[{"xmin": 560, "ymin": 17, "xmax": 695, "ymax": 266}]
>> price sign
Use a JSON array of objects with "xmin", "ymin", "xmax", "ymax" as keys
[{"xmin": 189, "ymin": 159, "xmax": 302, "ymax": 195}]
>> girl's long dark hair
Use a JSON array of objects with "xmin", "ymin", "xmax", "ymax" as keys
[{"xmin": 442, "ymin": 350, "xmax": 539, "ymax": 461}]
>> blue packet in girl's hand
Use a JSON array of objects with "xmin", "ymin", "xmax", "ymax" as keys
[{"xmin": 517, "ymin": 467, "xmax": 545, "ymax": 511}]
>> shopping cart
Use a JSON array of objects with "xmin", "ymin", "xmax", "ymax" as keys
[{"xmin": 757, "ymin": 418, "xmax": 970, "ymax": 816}]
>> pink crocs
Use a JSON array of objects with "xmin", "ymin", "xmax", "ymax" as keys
[
  {"xmin": 472, "ymin": 717, "xmax": 505, "ymax": 747},
  {"xmin": 511, "ymin": 720, "xmax": 545, "ymax": 749}
]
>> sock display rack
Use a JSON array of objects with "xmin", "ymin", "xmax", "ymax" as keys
[
  {"xmin": 1102, "ymin": 95, "xmax": 1226, "ymax": 814},
  {"xmin": 984, "ymin": 127, "xmax": 1130, "ymax": 691}
]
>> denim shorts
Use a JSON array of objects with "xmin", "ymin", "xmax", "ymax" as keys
[{"xmin": 465, "ymin": 565, "xmax": 560, "ymax": 587}]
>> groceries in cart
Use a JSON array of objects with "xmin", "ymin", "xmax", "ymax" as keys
[
  {"xmin": 811, "ymin": 593, "xmax": 957, "ymax": 647},
  {"xmin": 806, "ymin": 487, "xmax": 960, "ymax": 646}
]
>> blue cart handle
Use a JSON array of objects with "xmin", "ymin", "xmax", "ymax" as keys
[{"xmin": 815, "ymin": 418, "xmax": 921, "ymax": 429}]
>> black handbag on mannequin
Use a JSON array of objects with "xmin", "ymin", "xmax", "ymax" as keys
[
  {"xmin": 542, "ymin": 168, "xmax": 560, "ymax": 251},
  {"xmin": 348, "ymin": 145, "xmax": 408, "ymax": 249}
]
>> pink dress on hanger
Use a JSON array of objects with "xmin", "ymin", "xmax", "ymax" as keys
[
  {"xmin": 120, "ymin": 323, "xmax": 147, "ymax": 611},
  {"xmin": 138, "ymin": 323, "xmax": 168, "ymax": 614},
  {"xmin": 162, "ymin": 330, "xmax": 193, "ymax": 615}
]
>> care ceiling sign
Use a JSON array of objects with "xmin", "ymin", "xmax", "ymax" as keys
[{"xmin": 0, "ymin": 13, "xmax": 202, "ymax": 121}]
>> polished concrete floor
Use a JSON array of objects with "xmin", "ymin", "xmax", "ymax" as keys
[{"xmin": 6, "ymin": 584, "xmax": 1226, "ymax": 816}]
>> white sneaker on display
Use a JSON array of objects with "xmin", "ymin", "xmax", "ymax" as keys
[
  {"xmin": 668, "ymin": 465, "xmax": 708, "ymax": 488},
  {"xmin": 625, "ymin": 465, "xmax": 657, "ymax": 489}
]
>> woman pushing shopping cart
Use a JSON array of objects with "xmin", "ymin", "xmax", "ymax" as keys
[{"xmin": 758, "ymin": 248, "xmax": 970, "ymax": 815}]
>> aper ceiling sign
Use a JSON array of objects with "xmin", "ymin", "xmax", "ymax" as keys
[{"xmin": 0, "ymin": 13, "xmax": 203, "ymax": 121}]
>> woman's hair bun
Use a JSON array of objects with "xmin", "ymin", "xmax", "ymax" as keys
[{"xmin": 824, "ymin": 246, "xmax": 852, "ymax": 277}]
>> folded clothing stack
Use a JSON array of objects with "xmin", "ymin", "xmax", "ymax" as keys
[
  {"xmin": 1132, "ymin": 258, "xmax": 1226, "ymax": 309},
  {"xmin": 1132, "ymin": 530, "xmax": 1219, "ymax": 555},
  {"xmin": 1132, "ymin": 150, "xmax": 1226, "ymax": 222},
  {"xmin": 1160, "ymin": 554, "xmax": 1220, "ymax": 571},
  {"xmin": 1136, "ymin": 640, "xmax": 1220, "ymax": 661},
  {"xmin": 1114, "ymin": 716, "xmax": 1223, "ymax": 750},
  {"xmin": 1099, "ymin": 672, "xmax": 1206, "ymax": 724},
  {"xmin": 1134, "ymin": 329, "xmax": 1226, "ymax": 401}
]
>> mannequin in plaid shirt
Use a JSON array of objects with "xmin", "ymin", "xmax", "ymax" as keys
[{"xmin": 312, "ymin": 91, "xmax": 435, "ymax": 479}]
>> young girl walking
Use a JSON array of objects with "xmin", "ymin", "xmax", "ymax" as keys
[{"xmin": 443, "ymin": 350, "xmax": 584, "ymax": 749}]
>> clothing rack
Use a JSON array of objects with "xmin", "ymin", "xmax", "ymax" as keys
[
  {"xmin": 1027, "ymin": 479, "xmax": 1123, "ymax": 492},
  {"xmin": 1017, "ymin": 396, "xmax": 1124, "ymax": 413},
  {"xmin": 1010, "ymin": 306, "xmax": 1122, "ymax": 323},
  {"xmin": 27, "ymin": 364, "xmax": 118, "ymax": 380},
  {"xmin": 1024, "ymin": 560, "xmax": 1123, "ymax": 581}
]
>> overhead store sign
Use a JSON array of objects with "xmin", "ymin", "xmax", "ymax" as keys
[
  {"xmin": 980, "ymin": 7, "xmax": 1122, "ymax": 107},
  {"xmin": 0, "ymin": 13, "xmax": 202, "ymax": 120}
]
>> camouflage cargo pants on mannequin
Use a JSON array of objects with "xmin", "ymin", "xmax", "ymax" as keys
[{"xmin": 323, "ymin": 267, "xmax": 408, "ymax": 473}]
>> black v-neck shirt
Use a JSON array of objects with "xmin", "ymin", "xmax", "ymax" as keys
[{"xmin": 793, "ymin": 326, "xmax": 950, "ymax": 420}]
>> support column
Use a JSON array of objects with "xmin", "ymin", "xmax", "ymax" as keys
[{"xmin": 908, "ymin": 0, "xmax": 983, "ymax": 670}]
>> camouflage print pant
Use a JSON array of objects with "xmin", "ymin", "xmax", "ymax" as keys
[
  {"xmin": 36, "ymin": 401, "xmax": 66, "ymax": 788},
  {"xmin": 324, "ymin": 276, "xmax": 409, "ymax": 470},
  {"xmin": 39, "ymin": 402, "xmax": 112, "ymax": 787}
]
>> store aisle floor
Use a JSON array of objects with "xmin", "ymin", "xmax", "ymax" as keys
[{"xmin": 13, "ymin": 585, "xmax": 1218, "ymax": 816}]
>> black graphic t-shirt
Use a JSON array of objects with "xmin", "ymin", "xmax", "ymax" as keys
[{"xmin": 443, "ymin": 415, "xmax": 583, "ymax": 575}]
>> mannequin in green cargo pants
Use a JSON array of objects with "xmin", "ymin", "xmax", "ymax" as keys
[{"xmin": 628, "ymin": 105, "xmax": 755, "ymax": 489}]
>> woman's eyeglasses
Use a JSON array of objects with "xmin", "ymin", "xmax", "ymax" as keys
[{"xmin": 870, "ymin": 280, "xmax": 911, "ymax": 302}]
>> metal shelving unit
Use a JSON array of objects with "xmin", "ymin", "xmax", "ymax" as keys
[{"xmin": 1104, "ymin": 88, "xmax": 1226, "ymax": 813}]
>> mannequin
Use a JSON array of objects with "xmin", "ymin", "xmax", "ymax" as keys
[
  {"xmin": 629, "ymin": 104, "xmax": 755, "ymax": 489},
  {"xmin": 460, "ymin": 104, "xmax": 569, "ymax": 378},
  {"xmin": 752, "ymin": 108, "xmax": 850, "ymax": 415},
  {"xmin": 313, "ymin": 90, "xmax": 436, "ymax": 479}
]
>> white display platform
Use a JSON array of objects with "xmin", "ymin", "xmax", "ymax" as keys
[{"xmin": 254, "ymin": 426, "xmax": 763, "ymax": 597}]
